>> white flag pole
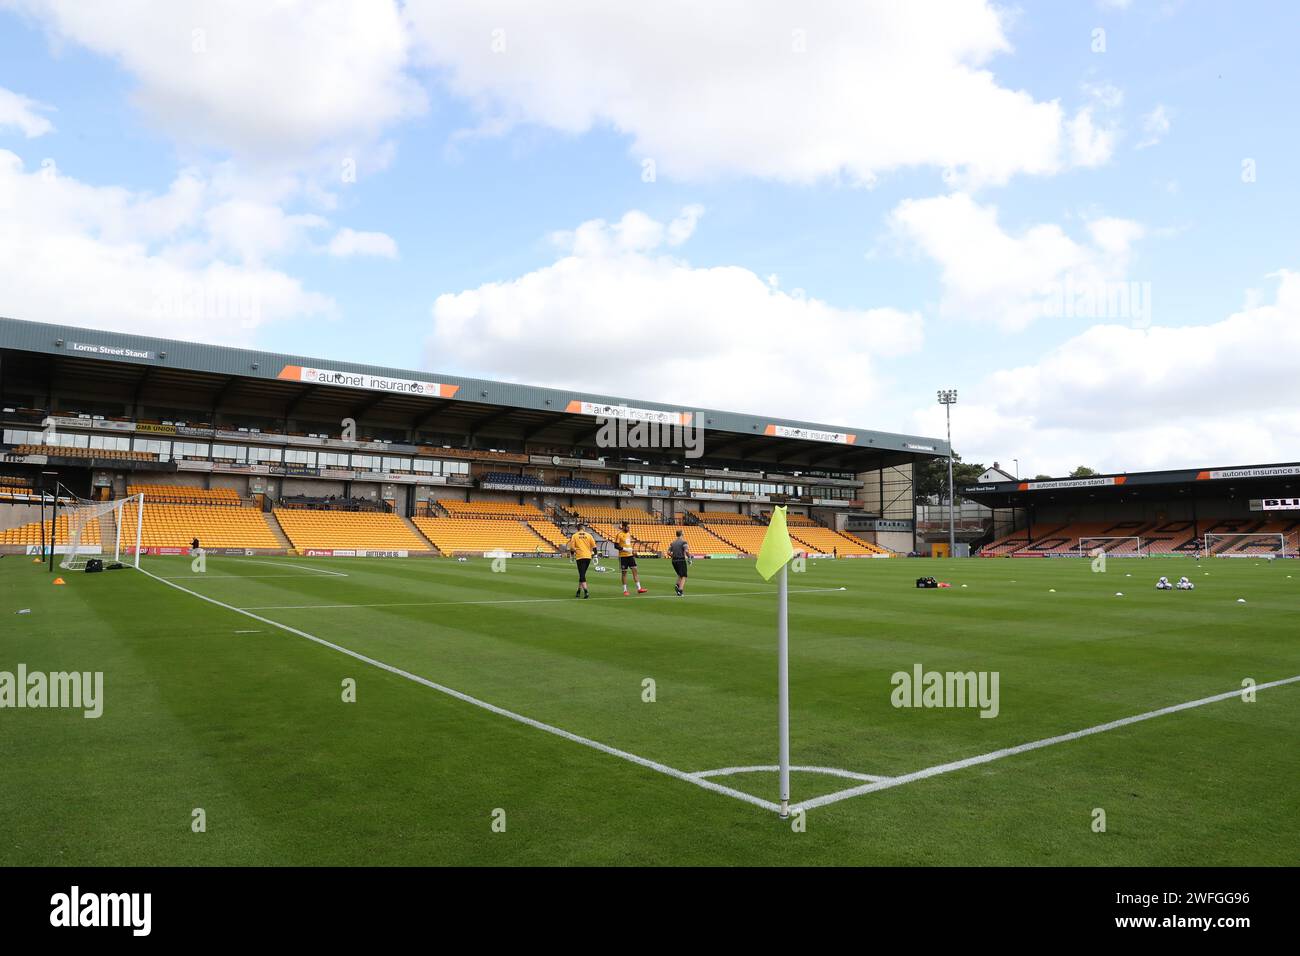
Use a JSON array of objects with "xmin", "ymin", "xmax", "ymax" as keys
[{"xmin": 777, "ymin": 561, "xmax": 791, "ymax": 818}]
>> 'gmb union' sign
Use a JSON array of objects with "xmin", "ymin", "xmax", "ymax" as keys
[{"xmin": 277, "ymin": 365, "xmax": 459, "ymax": 398}]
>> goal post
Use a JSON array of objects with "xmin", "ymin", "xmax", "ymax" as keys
[
  {"xmin": 1078, "ymin": 536, "xmax": 1145, "ymax": 557},
  {"xmin": 1203, "ymin": 532, "xmax": 1286, "ymax": 558},
  {"xmin": 58, "ymin": 493, "xmax": 144, "ymax": 571}
]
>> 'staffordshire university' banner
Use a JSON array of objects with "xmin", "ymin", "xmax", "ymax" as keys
[
  {"xmin": 764, "ymin": 424, "xmax": 856, "ymax": 444},
  {"xmin": 1018, "ymin": 476, "xmax": 1125, "ymax": 491},
  {"xmin": 277, "ymin": 365, "xmax": 459, "ymax": 398},
  {"xmin": 481, "ymin": 480, "xmax": 629, "ymax": 497},
  {"xmin": 1199, "ymin": 465, "xmax": 1300, "ymax": 481},
  {"xmin": 565, "ymin": 400, "xmax": 692, "ymax": 426}
]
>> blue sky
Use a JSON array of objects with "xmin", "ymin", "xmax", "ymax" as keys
[{"xmin": 1, "ymin": 0, "xmax": 1298, "ymax": 474}]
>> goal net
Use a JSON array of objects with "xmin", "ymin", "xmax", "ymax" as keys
[
  {"xmin": 1203, "ymin": 532, "xmax": 1286, "ymax": 558},
  {"xmin": 58, "ymin": 493, "xmax": 144, "ymax": 570},
  {"xmin": 1078, "ymin": 536, "xmax": 1145, "ymax": 557}
]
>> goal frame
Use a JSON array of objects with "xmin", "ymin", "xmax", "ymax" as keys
[
  {"xmin": 57, "ymin": 493, "xmax": 144, "ymax": 571},
  {"xmin": 1078, "ymin": 536, "xmax": 1146, "ymax": 557},
  {"xmin": 1203, "ymin": 532, "xmax": 1287, "ymax": 558}
]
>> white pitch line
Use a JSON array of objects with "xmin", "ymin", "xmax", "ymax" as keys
[
  {"xmin": 694, "ymin": 765, "xmax": 890, "ymax": 783},
  {"xmin": 160, "ymin": 574, "xmax": 350, "ymax": 579},
  {"xmin": 794, "ymin": 673, "xmax": 1300, "ymax": 813},
  {"xmin": 134, "ymin": 566, "xmax": 779, "ymax": 814},
  {"xmin": 240, "ymin": 587, "xmax": 847, "ymax": 612},
  {"xmin": 222, "ymin": 558, "xmax": 349, "ymax": 577}
]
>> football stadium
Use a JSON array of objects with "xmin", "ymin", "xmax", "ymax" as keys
[
  {"xmin": 3, "ymin": 316, "xmax": 1297, "ymax": 869},
  {"xmin": 4, "ymin": 4, "xmax": 1300, "ymax": 929}
]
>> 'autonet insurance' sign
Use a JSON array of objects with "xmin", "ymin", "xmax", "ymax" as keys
[
  {"xmin": 1199, "ymin": 465, "xmax": 1300, "ymax": 481},
  {"xmin": 1018, "ymin": 476, "xmax": 1125, "ymax": 491},
  {"xmin": 277, "ymin": 365, "xmax": 459, "ymax": 398}
]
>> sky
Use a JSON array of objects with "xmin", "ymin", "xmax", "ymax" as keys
[{"xmin": 1, "ymin": 0, "xmax": 1298, "ymax": 477}]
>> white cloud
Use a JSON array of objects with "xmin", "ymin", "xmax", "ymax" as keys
[
  {"xmin": 890, "ymin": 192, "xmax": 1145, "ymax": 329},
  {"xmin": 429, "ymin": 207, "xmax": 923, "ymax": 423},
  {"xmin": 4, "ymin": 0, "xmax": 424, "ymax": 161},
  {"xmin": 406, "ymin": 0, "xmax": 1112, "ymax": 186},
  {"xmin": 912, "ymin": 272, "xmax": 1300, "ymax": 474},
  {"xmin": 1067, "ymin": 107, "xmax": 1117, "ymax": 167},
  {"xmin": 1136, "ymin": 104, "xmax": 1171, "ymax": 149},
  {"xmin": 328, "ymin": 227, "xmax": 398, "ymax": 258},
  {"xmin": 0, "ymin": 150, "xmax": 333, "ymax": 342},
  {"xmin": 204, "ymin": 199, "xmax": 329, "ymax": 265},
  {"xmin": 1081, "ymin": 81, "xmax": 1124, "ymax": 111},
  {"xmin": 0, "ymin": 86, "xmax": 54, "ymax": 137}
]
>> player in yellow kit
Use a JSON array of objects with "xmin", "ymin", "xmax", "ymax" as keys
[
  {"xmin": 566, "ymin": 526, "xmax": 597, "ymax": 599},
  {"xmin": 613, "ymin": 521, "xmax": 648, "ymax": 596}
]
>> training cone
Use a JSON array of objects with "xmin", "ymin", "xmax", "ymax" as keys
[{"xmin": 52, "ymin": 577, "xmax": 66, "ymax": 585}]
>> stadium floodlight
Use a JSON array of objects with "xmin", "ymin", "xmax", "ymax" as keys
[
  {"xmin": 937, "ymin": 389, "xmax": 958, "ymax": 555},
  {"xmin": 1204, "ymin": 532, "xmax": 1287, "ymax": 558}
]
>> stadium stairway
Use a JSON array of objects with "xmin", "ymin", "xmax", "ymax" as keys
[
  {"xmin": 265, "ymin": 511, "xmax": 294, "ymax": 550},
  {"xmin": 698, "ymin": 525, "xmax": 749, "ymax": 554},
  {"xmin": 402, "ymin": 515, "xmax": 440, "ymax": 554},
  {"xmin": 526, "ymin": 519, "xmax": 567, "ymax": 550}
]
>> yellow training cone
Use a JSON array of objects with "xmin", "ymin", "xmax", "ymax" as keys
[{"xmin": 52, "ymin": 577, "xmax": 66, "ymax": 585}]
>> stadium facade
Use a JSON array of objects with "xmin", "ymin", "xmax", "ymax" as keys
[
  {"xmin": 963, "ymin": 464, "xmax": 1300, "ymax": 557},
  {"xmin": 0, "ymin": 317, "xmax": 948, "ymax": 556}
]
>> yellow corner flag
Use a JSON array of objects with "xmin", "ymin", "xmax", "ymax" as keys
[{"xmin": 756, "ymin": 505, "xmax": 795, "ymax": 581}]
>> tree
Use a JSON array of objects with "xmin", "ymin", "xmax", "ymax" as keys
[
  {"xmin": 1034, "ymin": 474, "xmax": 1053, "ymax": 481},
  {"xmin": 914, "ymin": 453, "xmax": 985, "ymax": 501},
  {"xmin": 1069, "ymin": 466, "xmax": 1099, "ymax": 478}
]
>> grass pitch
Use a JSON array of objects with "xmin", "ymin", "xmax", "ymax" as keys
[{"xmin": 2, "ymin": 553, "xmax": 1296, "ymax": 866}]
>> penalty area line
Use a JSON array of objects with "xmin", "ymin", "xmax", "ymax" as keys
[
  {"xmin": 795, "ymin": 673, "xmax": 1300, "ymax": 813},
  {"xmin": 693, "ymin": 765, "xmax": 891, "ymax": 783},
  {"xmin": 134, "ymin": 566, "xmax": 779, "ymax": 814},
  {"xmin": 221, "ymin": 558, "xmax": 349, "ymax": 577},
  {"xmin": 240, "ymin": 587, "xmax": 848, "ymax": 612}
]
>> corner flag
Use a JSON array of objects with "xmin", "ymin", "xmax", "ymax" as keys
[
  {"xmin": 756, "ymin": 505, "xmax": 795, "ymax": 580},
  {"xmin": 757, "ymin": 505, "xmax": 795, "ymax": 818}
]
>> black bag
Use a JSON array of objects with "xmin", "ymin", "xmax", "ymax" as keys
[
  {"xmin": 915, "ymin": 576, "xmax": 938, "ymax": 589},
  {"xmin": 85, "ymin": 558, "xmax": 104, "ymax": 573}
]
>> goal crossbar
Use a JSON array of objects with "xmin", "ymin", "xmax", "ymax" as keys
[
  {"xmin": 1078, "ymin": 536, "xmax": 1145, "ymax": 556},
  {"xmin": 1203, "ymin": 532, "xmax": 1286, "ymax": 558}
]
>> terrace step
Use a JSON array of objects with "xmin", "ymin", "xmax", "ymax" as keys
[
  {"xmin": 265, "ymin": 510, "xmax": 294, "ymax": 549},
  {"xmin": 402, "ymin": 515, "xmax": 440, "ymax": 554}
]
